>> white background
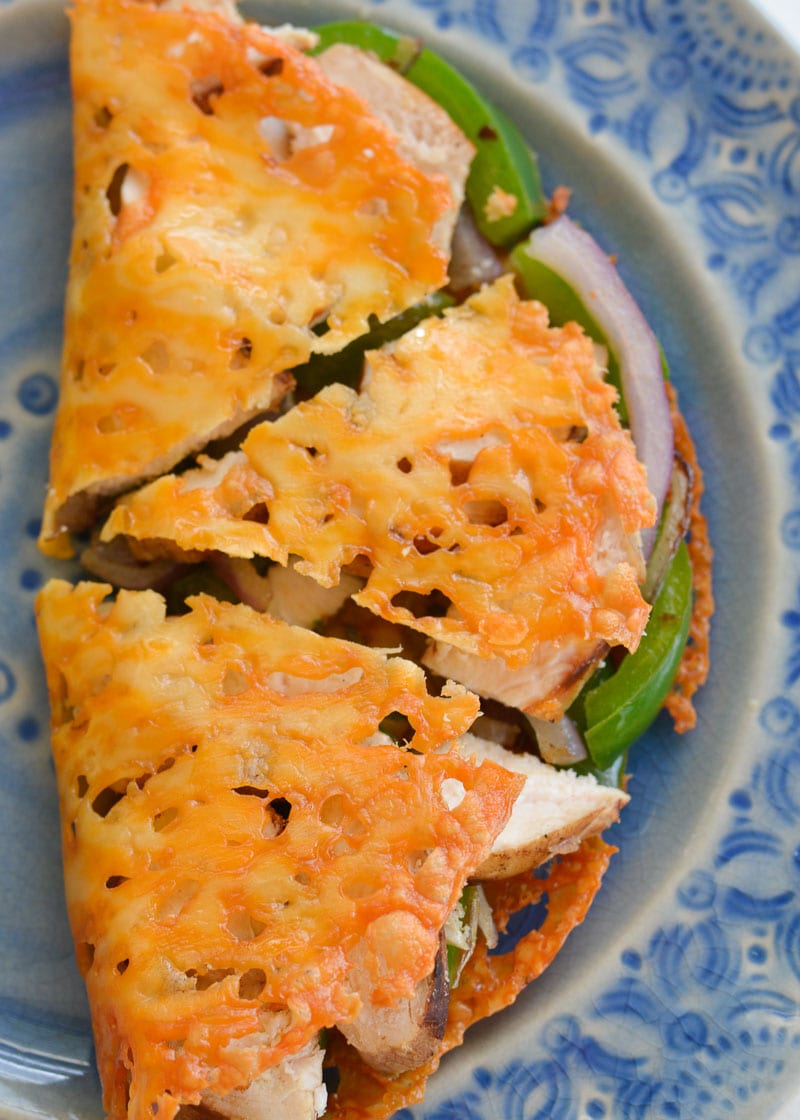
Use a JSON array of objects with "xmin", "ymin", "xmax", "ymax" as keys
[{"xmin": 752, "ymin": 0, "xmax": 800, "ymax": 49}]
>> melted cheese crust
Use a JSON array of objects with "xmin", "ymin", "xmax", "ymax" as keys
[
  {"xmin": 106, "ymin": 276, "xmax": 656, "ymax": 671},
  {"xmin": 36, "ymin": 580, "xmax": 521, "ymax": 1120},
  {"xmin": 41, "ymin": 0, "xmax": 453, "ymax": 553},
  {"xmin": 325, "ymin": 837, "xmax": 616, "ymax": 1119}
]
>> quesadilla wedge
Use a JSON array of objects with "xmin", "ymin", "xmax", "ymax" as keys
[
  {"xmin": 36, "ymin": 579, "xmax": 526, "ymax": 1120},
  {"xmin": 40, "ymin": 0, "xmax": 472, "ymax": 557},
  {"xmin": 101, "ymin": 275, "xmax": 657, "ymax": 720}
]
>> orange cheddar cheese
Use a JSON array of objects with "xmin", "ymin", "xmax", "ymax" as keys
[
  {"xmin": 40, "ymin": 0, "xmax": 458, "ymax": 556},
  {"xmin": 103, "ymin": 276, "xmax": 656, "ymax": 695},
  {"xmin": 36, "ymin": 579, "xmax": 522, "ymax": 1120},
  {"xmin": 325, "ymin": 837, "xmax": 616, "ymax": 1120}
]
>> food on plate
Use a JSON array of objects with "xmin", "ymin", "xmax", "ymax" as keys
[
  {"xmin": 310, "ymin": 21, "xmax": 547, "ymax": 247},
  {"xmin": 36, "ymin": 580, "xmax": 525, "ymax": 1119},
  {"xmin": 34, "ymin": 1, "xmax": 713, "ymax": 1118},
  {"xmin": 101, "ymin": 274, "xmax": 657, "ymax": 721},
  {"xmin": 39, "ymin": 0, "xmax": 472, "ymax": 557},
  {"xmin": 36, "ymin": 576, "xmax": 624, "ymax": 1120}
]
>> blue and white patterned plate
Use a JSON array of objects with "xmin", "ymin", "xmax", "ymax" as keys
[{"xmin": 1, "ymin": 0, "xmax": 799, "ymax": 1117}]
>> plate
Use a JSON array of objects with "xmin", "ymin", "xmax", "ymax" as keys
[{"xmin": 1, "ymin": 0, "xmax": 799, "ymax": 1117}]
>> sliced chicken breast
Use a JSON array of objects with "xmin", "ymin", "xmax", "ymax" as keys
[
  {"xmin": 176, "ymin": 1040, "xmax": 327, "ymax": 1120},
  {"xmin": 339, "ymin": 932, "xmax": 449, "ymax": 1076},
  {"xmin": 424, "ymin": 636, "xmax": 607, "ymax": 722},
  {"xmin": 316, "ymin": 43, "xmax": 474, "ymax": 256},
  {"xmin": 460, "ymin": 734, "xmax": 629, "ymax": 879}
]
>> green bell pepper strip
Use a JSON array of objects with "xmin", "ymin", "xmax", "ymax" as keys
[
  {"xmin": 510, "ymin": 243, "xmax": 627, "ymax": 422},
  {"xmin": 311, "ymin": 21, "xmax": 547, "ymax": 246},
  {"xmin": 579, "ymin": 543, "xmax": 693, "ymax": 770},
  {"xmin": 571, "ymin": 750, "xmax": 628, "ymax": 790},
  {"xmin": 293, "ymin": 292, "xmax": 454, "ymax": 397}
]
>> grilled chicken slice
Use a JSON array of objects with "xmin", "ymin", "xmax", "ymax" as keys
[
  {"xmin": 316, "ymin": 43, "xmax": 474, "ymax": 256},
  {"xmin": 175, "ymin": 1040, "xmax": 327, "ymax": 1120},
  {"xmin": 424, "ymin": 500, "xmax": 645, "ymax": 720},
  {"xmin": 424, "ymin": 636, "xmax": 607, "ymax": 722},
  {"xmin": 461, "ymin": 734, "xmax": 629, "ymax": 879},
  {"xmin": 339, "ymin": 932, "xmax": 449, "ymax": 1076},
  {"xmin": 265, "ymin": 563, "xmax": 361, "ymax": 628}
]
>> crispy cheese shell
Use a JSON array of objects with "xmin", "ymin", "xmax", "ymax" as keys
[
  {"xmin": 41, "ymin": 0, "xmax": 454, "ymax": 554},
  {"xmin": 326, "ymin": 836, "xmax": 616, "ymax": 1119},
  {"xmin": 664, "ymin": 383, "xmax": 714, "ymax": 732},
  {"xmin": 35, "ymin": 580, "xmax": 522, "ymax": 1120},
  {"xmin": 104, "ymin": 277, "xmax": 656, "ymax": 679}
]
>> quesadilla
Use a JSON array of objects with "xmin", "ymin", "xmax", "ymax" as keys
[
  {"xmin": 36, "ymin": 579, "xmax": 525, "ymax": 1119},
  {"xmin": 32, "ymin": 0, "xmax": 712, "ymax": 1117},
  {"xmin": 40, "ymin": 0, "xmax": 471, "ymax": 556},
  {"xmin": 101, "ymin": 275, "xmax": 656, "ymax": 719}
]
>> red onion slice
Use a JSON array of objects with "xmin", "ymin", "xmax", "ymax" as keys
[
  {"xmin": 642, "ymin": 454, "xmax": 693, "ymax": 603},
  {"xmin": 521, "ymin": 215, "xmax": 673, "ymax": 556},
  {"xmin": 448, "ymin": 205, "xmax": 504, "ymax": 294}
]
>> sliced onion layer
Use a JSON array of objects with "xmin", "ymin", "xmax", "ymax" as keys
[
  {"xmin": 81, "ymin": 537, "xmax": 189, "ymax": 592},
  {"xmin": 448, "ymin": 205, "xmax": 504, "ymax": 294},
  {"xmin": 522, "ymin": 215, "xmax": 673, "ymax": 556},
  {"xmin": 525, "ymin": 713, "xmax": 587, "ymax": 766},
  {"xmin": 209, "ymin": 554, "xmax": 272, "ymax": 612},
  {"xmin": 642, "ymin": 454, "xmax": 693, "ymax": 603}
]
